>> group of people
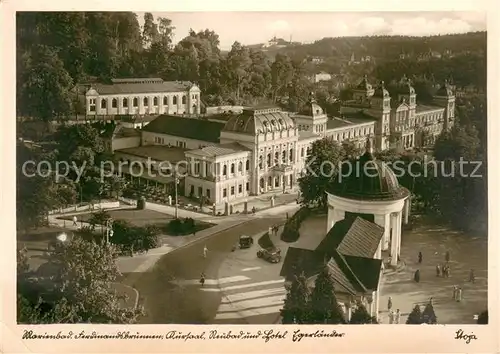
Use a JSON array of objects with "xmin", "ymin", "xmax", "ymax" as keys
[
  {"xmin": 387, "ymin": 297, "xmax": 401, "ymax": 324},
  {"xmin": 436, "ymin": 263, "xmax": 451, "ymax": 277},
  {"xmin": 453, "ymin": 285, "xmax": 463, "ymax": 302}
]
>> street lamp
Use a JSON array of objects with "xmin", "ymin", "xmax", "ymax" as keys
[
  {"xmin": 106, "ymin": 218, "xmax": 113, "ymax": 244},
  {"xmin": 174, "ymin": 170, "xmax": 179, "ymax": 219}
]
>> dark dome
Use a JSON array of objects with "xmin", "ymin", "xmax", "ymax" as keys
[
  {"xmin": 330, "ymin": 147, "xmax": 409, "ymax": 201},
  {"xmin": 373, "ymin": 81, "xmax": 390, "ymax": 98}
]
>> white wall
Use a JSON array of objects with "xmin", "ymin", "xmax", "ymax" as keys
[
  {"xmin": 112, "ymin": 137, "xmax": 141, "ymax": 152},
  {"xmin": 141, "ymin": 131, "xmax": 215, "ymax": 150}
]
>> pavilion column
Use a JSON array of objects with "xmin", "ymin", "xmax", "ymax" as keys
[
  {"xmin": 326, "ymin": 205, "xmax": 335, "ymax": 233},
  {"xmin": 390, "ymin": 212, "xmax": 398, "ymax": 266},
  {"xmin": 374, "ymin": 290, "xmax": 380, "ymax": 320},
  {"xmin": 383, "ymin": 214, "xmax": 390, "ymax": 251},
  {"xmin": 396, "ymin": 211, "xmax": 402, "ymax": 260},
  {"xmin": 404, "ymin": 197, "xmax": 410, "ymax": 224}
]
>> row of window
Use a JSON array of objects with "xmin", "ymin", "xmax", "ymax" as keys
[
  {"xmin": 222, "ymin": 183, "xmax": 250, "ymax": 197},
  {"xmin": 221, "ymin": 161, "xmax": 250, "ymax": 175},
  {"xmin": 333, "ymin": 127, "xmax": 374, "ymax": 141},
  {"xmin": 89, "ymin": 95, "xmax": 195, "ymax": 110}
]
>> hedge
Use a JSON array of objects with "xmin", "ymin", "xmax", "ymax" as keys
[{"xmin": 280, "ymin": 207, "xmax": 311, "ymax": 243}]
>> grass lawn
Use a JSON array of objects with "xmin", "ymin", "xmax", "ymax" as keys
[
  {"xmin": 58, "ymin": 208, "xmax": 215, "ymax": 236},
  {"xmin": 58, "ymin": 208, "xmax": 173, "ymax": 227}
]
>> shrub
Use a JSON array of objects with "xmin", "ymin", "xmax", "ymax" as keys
[
  {"xmin": 280, "ymin": 207, "xmax": 310, "ymax": 243},
  {"xmin": 166, "ymin": 218, "xmax": 197, "ymax": 236},
  {"xmin": 136, "ymin": 196, "xmax": 146, "ymax": 210}
]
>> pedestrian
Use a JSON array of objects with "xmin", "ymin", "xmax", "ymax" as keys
[
  {"xmin": 418, "ymin": 251, "xmax": 423, "ymax": 264},
  {"xmin": 443, "ymin": 265, "xmax": 449, "ymax": 278},
  {"xmin": 445, "ymin": 251, "xmax": 450, "ymax": 263},
  {"xmin": 457, "ymin": 287, "xmax": 463, "ymax": 302},
  {"xmin": 414, "ymin": 269, "xmax": 420, "ymax": 283},
  {"xmin": 72, "ymin": 215, "xmax": 78, "ymax": 226},
  {"xmin": 452, "ymin": 285, "xmax": 458, "ymax": 300},
  {"xmin": 394, "ymin": 309, "xmax": 401, "ymax": 324},
  {"xmin": 203, "ymin": 245, "xmax": 208, "ymax": 258},
  {"xmin": 199, "ymin": 273, "xmax": 205, "ymax": 287},
  {"xmin": 387, "ymin": 296, "xmax": 393, "ymax": 312},
  {"xmin": 436, "ymin": 264, "xmax": 441, "ymax": 277},
  {"xmin": 469, "ymin": 269, "xmax": 475, "ymax": 283},
  {"xmin": 429, "ymin": 297, "xmax": 434, "ymax": 306},
  {"xmin": 388, "ymin": 310, "xmax": 394, "ymax": 324},
  {"xmin": 446, "ymin": 265, "xmax": 451, "ymax": 278}
]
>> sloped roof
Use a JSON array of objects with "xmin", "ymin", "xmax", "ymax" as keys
[
  {"xmin": 280, "ymin": 216, "xmax": 383, "ymax": 296},
  {"xmin": 337, "ymin": 217, "xmax": 384, "ymax": 259},
  {"xmin": 90, "ymin": 80, "xmax": 194, "ymax": 95},
  {"xmin": 142, "ymin": 115, "xmax": 225, "ymax": 143},
  {"xmin": 187, "ymin": 142, "xmax": 251, "ymax": 158}
]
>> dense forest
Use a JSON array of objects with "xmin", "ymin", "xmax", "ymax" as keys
[{"xmin": 17, "ymin": 12, "xmax": 486, "ymax": 122}]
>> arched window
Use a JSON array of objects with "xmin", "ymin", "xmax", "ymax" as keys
[
  {"xmin": 282, "ymin": 150, "xmax": 286, "ymax": 163},
  {"xmin": 230, "ymin": 163, "xmax": 235, "ymax": 174},
  {"xmin": 301, "ymin": 148, "xmax": 304, "ymax": 157},
  {"xmin": 260, "ymin": 178, "xmax": 264, "ymax": 189},
  {"xmin": 182, "ymin": 95, "xmax": 187, "ymax": 104},
  {"xmin": 267, "ymin": 153, "xmax": 271, "ymax": 167},
  {"xmin": 223, "ymin": 165, "xmax": 227, "ymax": 176},
  {"xmin": 101, "ymin": 99, "xmax": 106, "ymax": 109},
  {"xmin": 153, "ymin": 97, "xmax": 158, "ymax": 106},
  {"xmin": 238, "ymin": 162, "xmax": 243, "ymax": 172},
  {"xmin": 245, "ymin": 160, "xmax": 250, "ymax": 170},
  {"xmin": 111, "ymin": 98, "xmax": 117, "ymax": 108},
  {"xmin": 274, "ymin": 151, "xmax": 279, "ymax": 163},
  {"xmin": 289, "ymin": 149, "xmax": 293, "ymax": 162},
  {"xmin": 259, "ymin": 156, "xmax": 263, "ymax": 169},
  {"xmin": 268, "ymin": 176, "xmax": 272, "ymax": 187},
  {"xmin": 173, "ymin": 96, "xmax": 178, "ymax": 105},
  {"xmin": 133, "ymin": 98, "xmax": 138, "ymax": 107},
  {"xmin": 143, "ymin": 97, "xmax": 148, "ymax": 106},
  {"xmin": 123, "ymin": 98, "xmax": 128, "ymax": 107},
  {"xmin": 163, "ymin": 96, "xmax": 168, "ymax": 105}
]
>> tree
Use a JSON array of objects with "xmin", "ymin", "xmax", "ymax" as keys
[
  {"xmin": 18, "ymin": 237, "xmax": 143, "ymax": 323},
  {"xmin": 18, "ymin": 45, "xmax": 74, "ymax": 121},
  {"xmin": 406, "ymin": 304, "xmax": 423, "ymax": 324},
  {"xmin": 142, "ymin": 12, "xmax": 159, "ymax": 47},
  {"xmin": 88, "ymin": 210, "xmax": 111, "ymax": 236},
  {"xmin": 349, "ymin": 304, "xmax": 378, "ymax": 324},
  {"xmin": 298, "ymin": 137, "xmax": 345, "ymax": 209},
  {"xmin": 280, "ymin": 273, "xmax": 310, "ymax": 324},
  {"xmin": 308, "ymin": 266, "xmax": 346, "ymax": 324},
  {"xmin": 421, "ymin": 303, "xmax": 438, "ymax": 324}
]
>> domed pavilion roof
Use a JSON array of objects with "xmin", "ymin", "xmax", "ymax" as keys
[
  {"xmin": 222, "ymin": 106, "xmax": 295, "ymax": 135},
  {"xmin": 329, "ymin": 139, "xmax": 410, "ymax": 201}
]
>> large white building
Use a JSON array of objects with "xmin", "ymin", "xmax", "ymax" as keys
[
  {"xmin": 85, "ymin": 78, "xmax": 201, "ymax": 117},
  {"xmin": 112, "ymin": 76, "xmax": 455, "ymax": 207}
]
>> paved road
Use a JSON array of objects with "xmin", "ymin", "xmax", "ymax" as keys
[{"xmin": 121, "ymin": 216, "xmax": 286, "ymax": 324}]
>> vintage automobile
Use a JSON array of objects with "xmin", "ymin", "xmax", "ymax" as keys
[
  {"xmin": 257, "ymin": 247, "xmax": 282, "ymax": 263},
  {"xmin": 238, "ymin": 235, "xmax": 254, "ymax": 249}
]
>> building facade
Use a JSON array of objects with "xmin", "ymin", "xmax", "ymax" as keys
[
  {"xmin": 112, "ymin": 75, "xmax": 455, "ymax": 206},
  {"xmin": 85, "ymin": 78, "xmax": 201, "ymax": 117}
]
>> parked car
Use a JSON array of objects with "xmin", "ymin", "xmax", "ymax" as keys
[{"xmin": 257, "ymin": 247, "xmax": 282, "ymax": 263}]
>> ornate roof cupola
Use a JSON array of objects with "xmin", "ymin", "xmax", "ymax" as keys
[
  {"xmin": 353, "ymin": 75, "xmax": 374, "ymax": 102},
  {"xmin": 435, "ymin": 79, "xmax": 454, "ymax": 97},
  {"xmin": 433, "ymin": 79, "xmax": 456, "ymax": 131},
  {"xmin": 397, "ymin": 74, "xmax": 416, "ymax": 108},
  {"xmin": 371, "ymin": 81, "xmax": 391, "ymax": 112},
  {"xmin": 294, "ymin": 91, "xmax": 328, "ymax": 136}
]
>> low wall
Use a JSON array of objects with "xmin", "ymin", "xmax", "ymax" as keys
[
  {"xmin": 49, "ymin": 200, "xmax": 120, "ymax": 215},
  {"xmin": 205, "ymin": 106, "xmax": 243, "ymax": 115}
]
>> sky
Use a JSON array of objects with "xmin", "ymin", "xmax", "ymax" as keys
[{"xmin": 137, "ymin": 12, "xmax": 486, "ymax": 50}]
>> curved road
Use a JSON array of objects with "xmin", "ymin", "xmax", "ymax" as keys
[{"xmin": 122, "ymin": 216, "xmax": 285, "ymax": 324}]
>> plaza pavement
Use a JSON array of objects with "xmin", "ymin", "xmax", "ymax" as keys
[{"xmin": 209, "ymin": 214, "xmax": 487, "ymax": 325}]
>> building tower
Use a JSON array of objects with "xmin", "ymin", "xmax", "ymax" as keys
[
  {"xmin": 293, "ymin": 92, "xmax": 328, "ymax": 136},
  {"xmin": 352, "ymin": 75, "xmax": 374, "ymax": 104},
  {"xmin": 433, "ymin": 80, "xmax": 456, "ymax": 131},
  {"xmin": 367, "ymin": 81, "xmax": 391, "ymax": 151}
]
